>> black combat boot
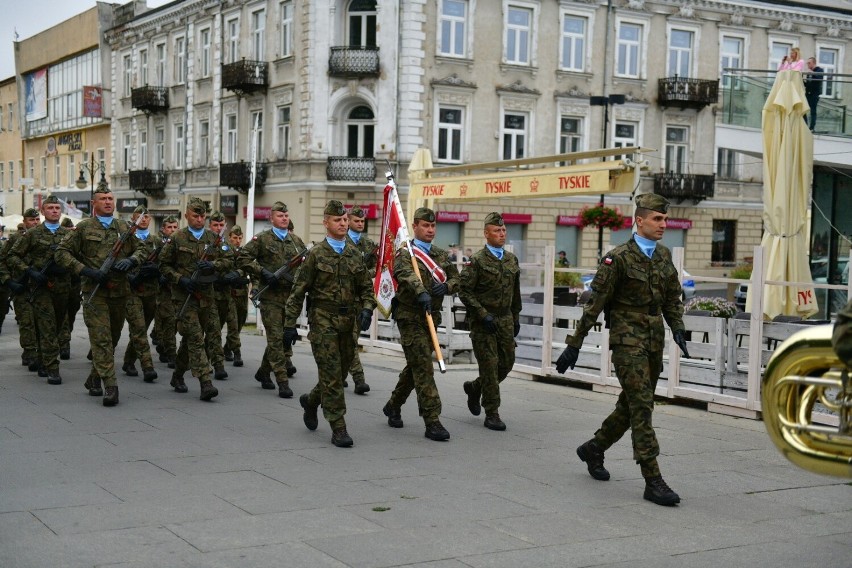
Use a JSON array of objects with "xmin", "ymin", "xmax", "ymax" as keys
[
  {"xmin": 232, "ymin": 350, "xmax": 243, "ymax": 367},
  {"xmin": 353, "ymin": 380, "xmax": 370, "ymax": 395},
  {"xmin": 331, "ymin": 426, "xmax": 354, "ymax": 448},
  {"xmin": 424, "ymin": 420, "xmax": 450, "ymax": 441},
  {"xmin": 484, "ymin": 413, "xmax": 506, "ymax": 431},
  {"xmin": 576, "ymin": 440, "xmax": 611, "ymax": 481},
  {"xmin": 644, "ymin": 476, "xmax": 680, "ymax": 506},
  {"xmin": 167, "ymin": 355, "xmax": 176, "ymax": 369},
  {"xmin": 300, "ymin": 394, "xmax": 318, "ymax": 431},
  {"xmin": 285, "ymin": 360, "xmax": 296, "ymax": 377},
  {"xmin": 28, "ymin": 359, "xmax": 40, "ymax": 372},
  {"xmin": 255, "ymin": 368, "xmax": 275, "ymax": 389},
  {"xmin": 86, "ymin": 349, "xmax": 93, "ymax": 361},
  {"xmin": 278, "ymin": 382, "xmax": 293, "ymax": 399},
  {"xmin": 142, "ymin": 368, "xmax": 158, "ymax": 383},
  {"xmin": 463, "ymin": 381, "xmax": 481, "ymax": 416},
  {"xmin": 38, "ymin": 366, "xmax": 48, "ymax": 378},
  {"xmin": 84, "ymin": 376, "xmax": 103, "ymax": 397},
  {"xmin": 223, "ymin": 348, "xmax": 233, "ymax": 362},
  {"xmin": 170, "ymin": 373, "xmax": 188, "ymax": 394},
  {"xmin": 199, "ymin": 381, "xmax": 219, "ymax": 401},
  {"xmin": 383, "ymin": 402, "xmax": 403, "ymax": 428},
  {"xmin": 103, "ymin": 386, "xmax": 119, "ymax": 407},
  {"xmin": 59, "ymin": 347, "xmax": 70, "ymax": 360},
  {"xmin": 47, "ymin": 370, "xmax": 62, "ymax": 385},
  {"xmin": 122, "ymin": 362, "xmax": 138, "ymax": 377},
  {"xmin": 214, "ymin": 366, "xmax": 228, "ymax": 380},
  {"xmin": 159, "ymin": 352, "xmax": 170, "ymax": 363}
]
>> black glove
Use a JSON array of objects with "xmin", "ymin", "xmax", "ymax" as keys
[
  {"xmin": 128, "ymin": 273, "xmax": 143, "ymax": 289},
  {"xmin": 555, "ymin": 346, "xmax": 580, "ymax": 374},
  {"xmin": 159, "ymin": 275, "xmax": 169, "ymax": 287},
  {"xmin": 139, "ymin": 262, "xmax": 159, "ymax": 279},
  {"xmin": 46, "ymin": 263, "xmax": 66, "ymax": 276},
  {"xmin": 224, "ymin": 271, "xmax": 242, "ymax": 286},
  {"xmin": 81, "ymin": 266, "xmax": 109, "ymax": 285},
  {"xmin": 113, "ymin": 258, "xmax": 137, "ymax": 273},
  {"xmin": 283, "ymin": 327, "xmax": 299, "ymax": 346},
  {"xmin": 482, "ymin": 314, "xmax": 498, "ymax": 334},
  {"xmin": 357, "ymin": 308, "xmax": 373, "ymax": 331},
  {"xmin": 196, "ymin": 259, "xmax": 215, "ymax": 273},
  {"xmin": 417, "ymin": 292, "xmax": 432, "ymax": 312},
  {"xmin": 673, "ymin": 330, "xmax": 691, "ymax": 358},
  {"xmin": 26, "ymin": 267, "xmax": 48, "ymax": 286},
  {"xmin": 260, "ymin": 268, "xmax": 279, "ymax": 286},
  {"xmin": 8, "ymin": 280, "xmax": 25, "ymax": 295},
  {"xmin": 432, "ymin": 282, "xmax": 448, "ymax": 296},
  {"xmin": 513, "ymin": 321, "xmax": 521, "ymax": 337},
  {"xmin": 179, "ymin": 276, "xmax": 197, "ymax": 294}
]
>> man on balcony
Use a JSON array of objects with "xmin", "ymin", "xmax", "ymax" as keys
[{"xmin": 804, "ymin": 57, "xmax": 824, "ymax": 132}]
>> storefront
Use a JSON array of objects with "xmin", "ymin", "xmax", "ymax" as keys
[
  {"xmin": 434, "ymin": 210, "xmax": 468, "ymax": 250},
  {"xmin": 555, "ymin": 215, "xmax": 581, "ymax": 266},
  {"xmin": 502, "ymin": 213, "xmax": 532, "ymax": 262}
]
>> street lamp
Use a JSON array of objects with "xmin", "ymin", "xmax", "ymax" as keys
[
  {"xmin": 75, "ymin": 154, "xmax": 108, "ymax": 216},
  {"xmin": 589, "ymin": 94, "xmax": 625, "ymax": 259}
]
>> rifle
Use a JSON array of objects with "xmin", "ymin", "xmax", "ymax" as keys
[
  {"xmin": 251, "ymin": 247, "xmax": 308, "ymax": 308},
  {"xmin": 26, "ymin": 244, "xmax": 59, "ymax": 304},
  {"xmin": 176, "ymin": 225, "xmax": 227, "ymax": 320},
  {"xmin": 83, "ymin": 213, "xmax": 146, "ymax": 306}
]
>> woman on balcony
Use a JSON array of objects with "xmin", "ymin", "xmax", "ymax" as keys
[{"xmin": 778, "ymin": 47, "xmax": 805, "ymax": 72}]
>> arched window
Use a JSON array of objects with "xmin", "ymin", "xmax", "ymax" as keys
[
  {"xmin": 345, "ymin": 105, "xmax": 375, "ymax": 158},
  {"xmin": 347, "ymin": 0, "xmax": 376, "ymax": 47}
]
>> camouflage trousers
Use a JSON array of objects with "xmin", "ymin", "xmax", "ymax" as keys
[
  {"xmin": 224, "ymin": 292, "xmax": 246, "ymax": 352},
  {"xmin": 30, "ymin": 286, "xmax": 70, "ymax": 373},
  {"xmin": 175, "ymin": 295, "xmax": 221, "ymax": 382},
  {"xmin": 123, "ymin": 294, "xmax": 156, "ymax": 368},
  {"xmin": 0, "ymin": 285, "xmax": 11, "ymax": 330},
  {"xmin": 82, "ymin": 294, "xmax": 128, "ymax": 388},
  {"xmin": 305, "ymin": 313, "xmax": 357, "ymax": 429},
  {"xmin": 60, "ymin": 285, "xmax": 81, "ymax": 350},
  {"xmin": 347, "ymin": 340, "xmax": 366, "ymax": 384},
  {"xmin": 207, "ymin": 295, "xmax": 230, "ymax": 369},
  {"xmin": 259, "ymin": 298, "xmax": 294, "ymax": 383},
  {"xmin": 388, "ymin": 317, "xmax": 442, "ymax": 423},
  {"xmin": 593, "ymin": 344, "xmax": 662, "ymax": 478},
  {"xmin": 153, "ymin": 288, "xmax": 176, "ymax": 359},
  {"xmin": 469, "ymin": 314, "xmax": 516, "ymax": 415},
  {"xmin": 13, "ymin": 294, "xmax": 38, "ymax": 359}
]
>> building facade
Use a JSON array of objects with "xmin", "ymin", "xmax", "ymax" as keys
[{"xmin": 0, "ymin": 76, "xmax": 22, "ymax": 217}]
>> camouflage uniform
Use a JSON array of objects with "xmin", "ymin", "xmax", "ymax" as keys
[
  {"xmin": 5, "ymin": 213, "xmax": 43, "ymax": 366},
  {"xmin": 345, "ymin": 211, "xmax": 377, "ymax": 390},
  {"xmin": 224, "ymin": 226, "xmax": 249, "ymax": 362},
  {"xmin": 206, "ymin": 212, "xmax": 231, "ymax": 378},
  {"xmin": 55, "ymin": 211, "xmax": 147, "ymax": 393},
  {"xmin": 152, "ymin": 218, "xmax": 178, "ymax": 367},
  {"xmin": 0, "ymin": 234, "xmax": 10, "ymax": 333},
  {"xmin": 285, "ymin": 201, "xmax": 376, "ymax": 432},
  {"xmin": 122, "ymin": 217, "xmax": 159, "ymax": 375},
  {"xmin": 159, "ymin": 201, "xmax": 232, "ymax": 395},
  {"xmin": 58, "ymin": 218, "xmax": 82, "ymax": 359},
  {"xmin": 7, "ymin": 209, "xmax": 72, "ymax": 381},
  {"xmin": 565, "ymin": 195, "xmax": 685, "ymax": 480},
  {"xmin": 459, "ymin": 215, "xmax": 522, "ymax": 421},
  {"xmin": 833, "ymin": 297, "xmax": 852, "ymax": 368},
  {"xmin": 239, "ymin": 205, "xmax": 306, "ymax": 392}
]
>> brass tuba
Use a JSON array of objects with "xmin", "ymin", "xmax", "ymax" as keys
[{"xmin": 763, "ymin": 324, "xmax": 852, "ymax": 478}]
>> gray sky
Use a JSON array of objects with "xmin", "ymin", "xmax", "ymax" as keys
[{"xmin": 0, "ymin": 0, "xmax": 170, "ymax": 80}]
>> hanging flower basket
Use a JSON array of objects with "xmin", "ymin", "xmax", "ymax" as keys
[{"xmin": 579, "ymin": 203, "xmax": 625, "ymax": 231}]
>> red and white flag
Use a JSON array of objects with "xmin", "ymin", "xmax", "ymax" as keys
[{"xmin": 373, "ymin": 180, "xmax": 409, "ymax": 317}]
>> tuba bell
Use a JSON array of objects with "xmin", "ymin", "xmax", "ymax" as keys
[{"xmin": 762, "ymin": 324, "xmax": 852, "ymax": 478}]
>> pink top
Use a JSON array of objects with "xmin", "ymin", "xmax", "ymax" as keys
[{"xmin": 778, "ymin": 60, "xmax": 805, "ymax": 71}]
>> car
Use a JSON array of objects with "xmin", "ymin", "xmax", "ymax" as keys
[
  {"xmin": 582, "ymin": 270, "xmax": 696, "ymax": 299},
  {"xmin": 734, "ymin": 283, "xmax": 748, "ymax": 311}
]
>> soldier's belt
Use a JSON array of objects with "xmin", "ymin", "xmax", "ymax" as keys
[
  {"xmin": 612, "ymin": 303, "xmax": 660, "ymax": 316},
  {"xmin": 482, "ymin": 307, "xmax": 512, "ymax": 317},
  {"xmin": 311, "ymin": 300, "xmax": 351, "ymax": 315}
]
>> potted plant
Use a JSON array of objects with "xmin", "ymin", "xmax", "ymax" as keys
[
  {"xmin": 579, "ymin": 203, "xmax": 625, "ymax": 231},
  {"xmin": 684, "ymin": 296, "xmax": 739, "ymax": 319}
]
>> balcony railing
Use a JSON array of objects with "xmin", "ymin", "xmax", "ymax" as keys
[
  {"xmin": 222, "ymin": 59, "xmax": 268, "ymax": 96},
  {"xmin": 129, "ymin": 169, "xmax": 167, "ymax": 197},
  {"xmin": 220, "ymin": 161, "xmax": 266, "ymax": 194},
  {"xmin": 131, "ymin": 86, "xmax": 169, "ymax": 113},
  {"xmin": 329, "ymin": 46, "xmax": 380, "ymax": 78},
  {"xmin": 653, "ymin": 172, "xmax": 715, "ymax": 204},
  {"xmin": 658, "ymin": 76, "xmax": 719, "ymax": 110},
  {"xmin": 327, "ymin": 157, "xmax": 376, "ymax": 182}
]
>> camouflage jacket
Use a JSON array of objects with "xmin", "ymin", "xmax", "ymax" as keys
[
  {"xmin": 238, "ymin": 229, "xmax": 306, "ymax": 304},
  {"xmin": 8, "ymin": 223, "xmax": 72, "ymax": 292},
  {"xmin": 159, "ymin": 227, "xmax": 234, "ymax": 307},
  {"xmin": 393, "ymin": 242, "xmax": 460, "ymax": 324},
  {"xmin": 55, "ymin": 217, "xmax": 147, "ymax": 297},
  {"xmin": 459, "ymin": 246, "xmax": 522, "ymax": 324},
  {"xmin": 284, "ymin": 239, "xmax": 376, "ymax": 329},
  {"xmin": 347, "ymin": 232, "xmax": 378, "ymax": 278},
  {"xmin": 127, "ymin": 232, "xmax": 159, "ymax": 297},
  {"xmin": 0, "ymin": 231, "xmax": 24, "ymax": 285},
  {"xmin": 566, "ymin": 237, "xmax": 685, "ymax": 351},
  {"xmin": 229, "ymin": 246, "xmax": 249, "ymax": 299},
  {"xmin": 833, "ymin": 298, "xmax": 852, "ymax": 367}
]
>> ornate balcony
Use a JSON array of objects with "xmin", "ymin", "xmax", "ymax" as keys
[
  {"xmin": 653, "ymin": 173, "xmax": 715, "ymax": 204},
  {"xmin": 222, "ymin": 59, "xmax": 268, "ymax": 96},
  {"xmin": 658, "ymin": 76, "xmax": 719, "ymax": 110},
  {"xmin": 129, "ymin": 169, "xmax": 167, "ymax": 197},
  {"xmin": 131, "ymin": 86, "xmax": 169, "ymax": 113},
  {"xmin": 326, "ymin": 157, "xmax": 376, "ymax": 182},
  {"xmin": 220, "ymin": 161, "xmax": 266, "ymax": 194},
  {"xmin": 329, "ymin": 47, "xmax": 380, "ymax": 78}
]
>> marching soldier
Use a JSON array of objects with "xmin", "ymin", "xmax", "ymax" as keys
[
  {"xmin": 0, "ymin": 224, "xmax": 9, "ymax": 334},
  {"xmin": 55, "ymin": 186, "xmax": 147, "ymax": 406},
  {"xmin": 238, "ymin": 202, "xmax": 306, "ymax": 398},
  {"xmin": 555, "ymin": 193, "xmax": 687, "ymax": 507},
  {"xmin": 223, "ymin": 225, "xmax": 249, "ymax": 367},
  {"xmin": 343, "ymin": 206, "xmax": 377, "ymax": 394},
  {"xmin": 58, "ymin": 217, "xmax": 80, "ymax": 360},
  {"xmin": 382, "ymin": 207, "xmax": 459, "ymax": 441},
  {"xmin": 284, "ymin": 200, "xmax": 376, "ymax": 447},
  {"xmin": 4, "ymin": 210, "xmax": 43, "ymax": 369},
  {"xmin": 152, "ymin": 215, "xmax": 179, "ymax": 368},
  {"xmin": 7, "ymin": 196, "xmax": 73, "ymax": 384},
  {"xmin": 121, "ymin": 206, "xmax": 158, "ymax": 382},
  {"xmin": 207, "ymin": 211, "xmax": 231, "ymax": 381},
  {"xmin": 459, "ymin": 212, "xmax": 522, "ymax": 431},
  {"xmin": 159, "ymin": 197, "xmax": 232, "ymax": 400}
]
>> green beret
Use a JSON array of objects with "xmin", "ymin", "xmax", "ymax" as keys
[
  {"xmin": 187, "ymin": 197, "xmax": 206, "ymax": 215},
  {"xmin": 209, "ymin": 210, "xmax": 226, "ymax": 222},
  {"xmin": 60, "ymin": 217, "xmax": 75, "ymax": 228},
  {"xmin": 162, "ymin": 215, "xmax": 179, "ymax": 224},
  {"xmin": 23, "ymin": 208, "xmax": 40, "ymax": 218},
  {"xmin": 229, "ymin": 225, "xmax": 243, "ymax": 236},
  {"xmin": 324, "ymin": 200, "xmax": 346, "ymax": 216},
  {"xmin": 43, "ymin": 195, "xmax": 60, "ymax": 205},
  {"xmin": 133, "ymin": 205, "xmax": 147, "ymax": 216},
  {"xmin": 414, "ymin": 207, "xmax": 436, "ymax": 223},
  {"xmin": 348, "ymin": 206, "xmax": 365, "ymax": 218},
  {"xmin": 484, "ymin": 212, "xmax": 504, "ymax": 227},
  {"xmin": 634, "ymin": 193, "xmax": 669, "ymax": 214},
  {"xmin": 271, "ymin": 201, "xmax": 288, "ymax": 213},
  {"xmin": 93, "ymin": 183, "xmax": 111, "ymax": 195}
]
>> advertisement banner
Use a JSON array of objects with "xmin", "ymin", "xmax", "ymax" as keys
[
  {"xmin": 82, "ymin": 86, "xmax": 103, "ymax": 118},
  {"xmin": 25, "ymin": 68, "xmax": 48, "ymax": 122}
]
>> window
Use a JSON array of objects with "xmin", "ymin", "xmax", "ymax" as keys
[
  {"xmin": 7, "ymin": 103, "xmax": 13, "ymax": 131},
  {"xmin": 0, "ymin": 163, "xmax": 4, "ymax": 189},
  {"xmin": 155, "ymin": 43, "xmax": 166, "ymax": 85},
  {"xmin": 613, "ymin": 121, "xmax": 638, "ymax": 150},
  {"xmin": 276, "ymin": 106, "xmax": 290, "ymax": 159},
  {"xmin": 769, "ymin": 40, "xmax": 794, "ymax": 71},
  {"xmin": 225, "ymin": 114, "xmax": 238, "ymax": 162},
  {"xmin": 155, "ymin": 127, "xmax": 165, "ymax": 169},
  {"xmin": 348, "ymin": 0, "xmax": 377, "ymax": 47},
  {"xmin": 123, "ymin": 133, "xmax": 131, "ymax": 172},
  {"xmin": 250, "ymin": 110, "xmax": 264, "ymax": 160},
  {"xmin": 138, "ymin": 130, "xmax": 148, "ymax": 169},
  {"xmin": 98, "ymin": 148, "xmax": 105, "ymax": 172},
  {"xmin": 139, "ymin": 49, "xmax": 148, "ymax": 85},
  {"xmin": 712, "ymin": 220, "xmax": 736, "ymax": 264},
  {"xmin": 123, "ymin": 54, "xmax": 132, "ymax": 96},
  {"xmin": 28, "ymin": 158, "xmax": 34, "ymax": 180},
  {"xmin": 198, "ymin": 120, "xmax": 209, "ymax": 166},
  {"xmin": 9, "ymin": 161, "xmax": 15, "ymax": 188},
  {"xmin": 251, "ymin": 9, "xmax": 266, "ymax": 60},
  {"xmin": 668, "ymin": 29, "xmax": 693, "ymax": 77},
  {"xmin": 54, "ymin": 156, "xmax": 60, "ymax": 187},
  {"xmin": 200, "ymin": 28, "xmax": 211, "ymax": 77},
  {"xmin": 717, "ymin": 148, "xmax": 739, "ymax": 180},
  {"xmin": 41, "ymin": 157, "xmax": 47, "ymax": 188},
  {"xmin": 561, "ymin": 15, "xmax": 586, "ymax": 71},
  {"xmin": 174, "ymin": 37, "xmax": 186, "ymax": 84},
  {"xmin": 280, "ymin": 2, "xmax": 293, "ymax": 58},
  {"xmin": 174, "ymin": 124, "xmax": 184, "ymax": 169},
  {"xmin": 42, "ymin": 50, "xmax": 101, "ymax": 134},
  {"xmin": 65, "ymin": 156, "xmax": 72, "ymax": 188},
  {"xmin": 227, "ymin": 18, "xmax": 240, "ymax": 64},
  {"xmin": 345, "ymin": 105, "xmax": 375, "ymax": 158},
  {"xmin": 437, "ymin": 106, "xmax": 464, "ymax": 163},
  {"xmin": 664, "ymin": 126, "xmax": 688, "ymax": 173},
  {"xmin": 505, "ymin": 5, "xmax": 532, "ymax": 65},
  {"xmin": 817, "ymin": 47, "xmax": 839, "ymax": 98},
  {"xmin": 720, "ymin": 35, "xmax": 743, "ymax": 87},
  {"xmin": 559, "ymin": 117, "xmax": 582, "ymax": 154},
  {"xmin": 616, "ymin": 22, "xmax": 642, "ymax": 77},
  {"xmin": 440, "ymin": 0, "xmax": 468, "ymax": 57},
  {"xmin": 501, "ymin": 112, "xmax": 527, "ymax": 160}
]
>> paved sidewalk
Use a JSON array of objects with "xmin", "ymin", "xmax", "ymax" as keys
[{"xmin": 0, "ymin": 322, "xmax": 850, "ymax": 568}]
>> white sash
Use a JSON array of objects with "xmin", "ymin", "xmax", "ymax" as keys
[{"xmin": 411, "ymin": 244, "xmax": 447, "ymax": 284}]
